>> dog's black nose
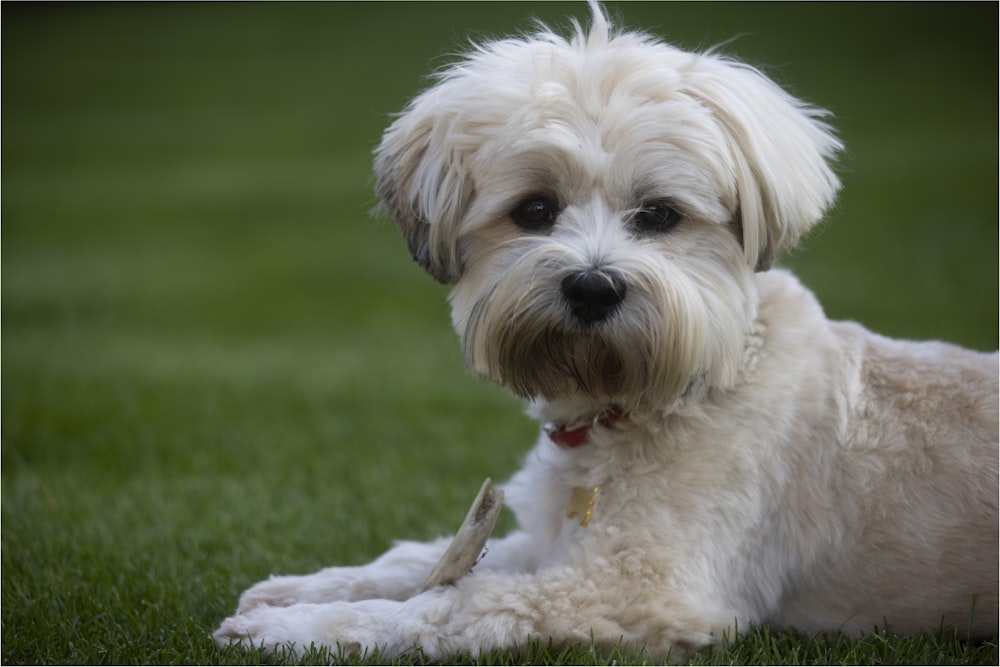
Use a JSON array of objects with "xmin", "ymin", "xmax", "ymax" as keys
[{"xmin": 560, "ymin": 270, "xmax": 627, "ymax": 323}]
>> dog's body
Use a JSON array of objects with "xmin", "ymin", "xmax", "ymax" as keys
[{"xmin": 215, "ymin": 5, "xmax": 998, "ymax": 659}]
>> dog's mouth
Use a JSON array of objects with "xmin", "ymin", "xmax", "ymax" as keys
[
  {"xmin": 503, "ymin": 327, "xmax": 630, "ymax": 400},
  {"xmin": 461, "ymin": 295, "xmax": 684, "ymax": 407}
]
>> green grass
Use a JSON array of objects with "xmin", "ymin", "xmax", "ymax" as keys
[{"xmin": 2, "ymin": 2, "xmax": 996, "ymax": 665}]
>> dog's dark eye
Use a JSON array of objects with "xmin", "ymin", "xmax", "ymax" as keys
[
  {"xmin": 511, "ymin": 196, "xmax": 558, "ymax": 232},
  {"xmin": 631, "ymin": 201, "xmax": 682, "ymax": 234}
]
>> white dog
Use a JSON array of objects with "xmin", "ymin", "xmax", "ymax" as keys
[{"xmin": 215, "ymin": 4, "xmax": 998, "ymax": 660}]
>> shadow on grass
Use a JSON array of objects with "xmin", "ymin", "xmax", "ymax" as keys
[{"xmin": 229, "ymin": 625, "xmax": 999, "ymax": 666}]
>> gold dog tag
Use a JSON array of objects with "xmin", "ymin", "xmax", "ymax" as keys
[{"xmin": 566, "ymin": 485, "xmax": 601, "ymax": 527}]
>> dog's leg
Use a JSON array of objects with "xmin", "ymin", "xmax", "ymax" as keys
[
  {"xmin": 234, "ymin": 528, "xmax": 540, "ymax": 613},
  {"xmin": 234, "ymin": 537, "xmax": 453, "ymax": 612},
  {"xmin": 216, "ymin": 564, "xmax": 734, "ymax": 661},
  {"xmin": 235, "ymin": 480, "xmax": 518, "ymax": 612}
]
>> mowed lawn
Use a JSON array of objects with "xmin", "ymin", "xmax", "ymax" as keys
[{"xmin": 2, "ymin": 3, "xmax": 996, "ymax": 665}]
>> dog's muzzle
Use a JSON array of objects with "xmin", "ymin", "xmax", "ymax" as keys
[{"xmin": 560, "ymin": 269, "xmax": 627, "ymax": 324}]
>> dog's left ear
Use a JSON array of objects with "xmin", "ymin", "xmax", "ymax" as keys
[
  {"xmin": 685, "ymin": 56, "xmax": 842, "ymax": 271},
  {"xmin": 373, "ymin": 86, "xmax": 473, "ymax": 284}
]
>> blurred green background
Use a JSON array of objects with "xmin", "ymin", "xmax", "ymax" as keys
[{"xmin": 2, "ymin": 3, "xmax": 997, "ymax": 664}]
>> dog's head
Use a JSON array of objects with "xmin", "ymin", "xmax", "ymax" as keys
[{"xmin": 374, "ymin": 4, "xmax": 840, "ymax": 410}]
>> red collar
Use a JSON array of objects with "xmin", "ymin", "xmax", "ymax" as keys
[{"xmin": 546, "ymin": 407, "xmax": 626, "ymax": 449}]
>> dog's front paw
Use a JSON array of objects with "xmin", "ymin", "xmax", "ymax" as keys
[
  {"xmin": 214, "ymin": 608, "xmax": 284, "ymax": 655},
  {"xmin": 236, "ymin": 567, "xmax": 362, "ymax": 613},
  {"xmin": 235, "ymin": 575, "xmax": 312, "ymax": 613},
  {"xmin": 214, "ymin": 600, "xmax": 402, "ymax": 659},
  {"xmin": 214, "ymin": 605, "xmax": 320, "ymax": 658}
]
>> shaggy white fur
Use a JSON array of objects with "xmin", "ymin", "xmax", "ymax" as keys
[{"xmin": 215, "ymin": 3, "xmax": 998, "ymax": 660}]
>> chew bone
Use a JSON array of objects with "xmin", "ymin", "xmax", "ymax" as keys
[{"xmin": 418, "ymin": 478, "xmax": 503, "ymax": 593}]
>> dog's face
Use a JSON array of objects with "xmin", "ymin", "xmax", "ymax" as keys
[{"xmin": 374, "ymin": 7, "xmax": 841, "ymax": 410}]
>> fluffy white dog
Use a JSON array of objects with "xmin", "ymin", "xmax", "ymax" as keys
[{"xmin": 215, "ymin": 4, "xmax": 998, "ymax": 660}]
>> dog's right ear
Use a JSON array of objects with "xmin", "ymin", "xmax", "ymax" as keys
[{"xmin": 373, "ymin": 88, "xmax": 473, "ymax": 285}]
